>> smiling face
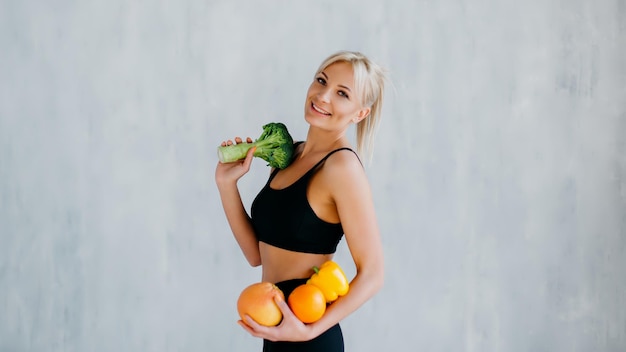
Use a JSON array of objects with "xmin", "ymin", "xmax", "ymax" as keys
[{"xmin": 304, "ymin": 61, "xmax": 370, "ymax": 133}]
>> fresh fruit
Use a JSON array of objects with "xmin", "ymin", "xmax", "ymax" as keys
[
  {"xmin": 287, "ymin": 284, "xmax": 327, "ymax": 323},
  {"xmin": 307, "ymin": 260, "xmax": 349, "ymax": 303},
  {"xmin": 237, "ymin": 282, "xmax": 285, "ymax": 326}
]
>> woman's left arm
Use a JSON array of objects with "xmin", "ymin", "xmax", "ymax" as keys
[{"xmin": 304, "ymin": 151, "xmax": 385, "ymax": 338}]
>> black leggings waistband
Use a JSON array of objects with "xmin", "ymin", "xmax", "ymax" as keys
[
  {"xmin": 263, "ymin": 278, "xmax": 344, "ymax": 352},
  {"xmin": 273, "ymin": 278, "xmax": 309, "ymax": 298}
]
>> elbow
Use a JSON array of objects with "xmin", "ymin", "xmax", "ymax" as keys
[
  {"xmin": 372, "ymin": 268, "xmax": 384, "ymax": 294},
  {"xmin": 358, "ymin": 264, "xmax": 384, "ymax": 296},
  {"xmin": 368, "ymin": 261, "xmax": 385, "ymax": 295},
  {"xmin": 246, "ymin": 255, "xmax": 262, "ymax": 267},
  {"xmin": 241, "ymin": 244, "xmax": 262, "ymax": 267}
]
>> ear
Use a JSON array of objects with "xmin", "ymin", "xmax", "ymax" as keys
[{"xmin": 353, "ymin": 107, "xmax": 371, "ymax": 124}]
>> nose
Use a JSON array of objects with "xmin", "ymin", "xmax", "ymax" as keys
[{"xmin": 317, "ymin": 87, "xmax": 331, "ymax": 103}]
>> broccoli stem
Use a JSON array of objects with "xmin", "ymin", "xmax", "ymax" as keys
[
  {"xmin": 217, "ymin": 142, "xmax": 254, "ymax": 163},
  {"xmin": 216, "ymin": 122, "xmax": 294, "ymax": 168}
]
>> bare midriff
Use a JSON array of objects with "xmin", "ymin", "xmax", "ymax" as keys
[{"xmin": 260, "ymin": 242, "xmax": 334, "ymax": 284}]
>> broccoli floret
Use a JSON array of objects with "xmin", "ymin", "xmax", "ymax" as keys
[{"xmin": 217, "ymin": 122, "xmax": 295, "ymax": 169}]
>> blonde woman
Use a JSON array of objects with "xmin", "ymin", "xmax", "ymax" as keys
[{"xmin": 216, "ymin": 51, "xmax": 387, "ymax": 351}]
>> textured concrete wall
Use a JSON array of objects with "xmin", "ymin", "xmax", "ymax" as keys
[{"xmin": 1, "ymin": 0, "xmax": 625, "ymax": 351}]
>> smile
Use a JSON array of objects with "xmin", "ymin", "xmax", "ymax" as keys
[{"xmin": 312, "ymin": 102, "xmax": 331, "ymax": 116}]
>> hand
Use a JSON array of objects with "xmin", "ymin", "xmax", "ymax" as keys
[
  {"xmin": 221, "ymin": 136, "xmax": 253, "ymax": 147},
  {"xmin": 237, "ymin": 294, "xmax": 315, "ymax": 342},
  {"xmin": 215, "ymin": 137, "xmax": 254, "ymax": 187}
]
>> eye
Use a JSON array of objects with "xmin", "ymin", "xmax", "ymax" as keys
[
  {"xmin": 316, "ymin": 77, "xmax": 326, "ymax": 85},
  {"xmin": 338, "ymin": 90, "xmax": 349, "ymax": 99}
]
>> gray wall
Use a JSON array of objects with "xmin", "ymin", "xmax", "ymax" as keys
[{"xmin": 1, "ymin": 0, "xmax": 625, "ymax": 351}]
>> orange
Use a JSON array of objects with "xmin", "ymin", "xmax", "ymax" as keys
[
  {"xmin": 237, "ymin": 282, "xmax": 285, "ymax": 326},
  {"xmin": 287, "ymin": 284, "xmax": 326, "ymax": 323}
]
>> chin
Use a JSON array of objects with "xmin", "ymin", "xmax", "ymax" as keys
[{"xmin": 304, "ymin": 115, "xmax": 326, "ymax": 130}]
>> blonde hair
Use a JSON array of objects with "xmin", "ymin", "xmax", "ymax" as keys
[{"xmin": 316, "ymin": 51, "xmax": 387, "ymax": 161}]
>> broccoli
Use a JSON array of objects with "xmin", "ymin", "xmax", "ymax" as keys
[{"xmin": 217, "ymin": 122, "xmax": 295, "ymax": 169}]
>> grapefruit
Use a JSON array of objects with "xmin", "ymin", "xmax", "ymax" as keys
[{"xmin": 237, "ymin": 282, "xmax": 285, "ymax": 326}]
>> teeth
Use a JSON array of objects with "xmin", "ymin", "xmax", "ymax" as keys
[{"xmin": 313, "ymin": 103, "xmax": 330, "ymax": 115}]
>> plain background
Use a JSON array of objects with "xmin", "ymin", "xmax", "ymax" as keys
[{"xmin": 1, "ymin": 0, "xmax": 625, "ymax": 351}]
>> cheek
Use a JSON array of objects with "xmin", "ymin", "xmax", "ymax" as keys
[
  {"xmin": 306, "ymin": 83, "xmax": 318, "ymax": 96},
  {"xmin": 335, "ymin": 100, "xmax": 358, "ymax": 113}
]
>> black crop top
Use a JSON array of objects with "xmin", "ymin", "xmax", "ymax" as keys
[{"xmin": 250, "ymin": 146, "xmax": 359, "ymax": 254}]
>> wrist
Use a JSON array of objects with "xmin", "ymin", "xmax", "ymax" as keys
[
  {"xmin": 305, "ymin": 321, "xmax": 324, "ymax": 341},
  {"xmin": 216, "ymin": 178, "xmax": 238, "ymax": 190}
]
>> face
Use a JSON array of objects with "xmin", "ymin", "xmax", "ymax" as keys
[{"xmin": 304, "ymin": 61, "xmax": 370, "ymax": 132}]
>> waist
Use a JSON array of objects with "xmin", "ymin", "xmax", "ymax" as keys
[
  {"xmin": 260, "ymin": 242, "xmax": 333, "ymax": 283},
  {"xmin": 273, "ymin": 278, "xmax": 309, "ymax": 297}
]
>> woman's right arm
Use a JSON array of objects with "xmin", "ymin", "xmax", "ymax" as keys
[{"xmin": 215, "ymin": 140, "xmax": 261, "ymax": 267}]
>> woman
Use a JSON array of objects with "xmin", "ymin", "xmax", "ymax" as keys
[{"xmin": 215, "ymin": 51, "xmax": 386, "ymax": 351}]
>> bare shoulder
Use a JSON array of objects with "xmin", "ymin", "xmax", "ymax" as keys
[
  {"xmin": 324, "ymin": 148, "xmax": 362, "ymax": 170},
  {"xmin": 320, "ymin": 149, "xmax": 369, "ymax": 191}
]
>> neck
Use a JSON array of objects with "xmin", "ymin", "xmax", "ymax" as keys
[{"xmin": 300, "ymin": 127, "xmax": 350, "ymax": 157}]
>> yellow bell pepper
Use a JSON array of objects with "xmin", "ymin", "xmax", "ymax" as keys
[{"xmin": 307, "ymin": 261, "xmax": 349, "ymax": 303}]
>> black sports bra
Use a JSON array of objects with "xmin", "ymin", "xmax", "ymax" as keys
[{"xmin": 250, "ymin": 145, "xmax": 360, "ymax": 254}]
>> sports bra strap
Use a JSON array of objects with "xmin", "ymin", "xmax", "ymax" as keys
[
  {"xmin": 267, "ymin": 145, "xmax": 361, "ymax": 183},
  {"xmin": 309, "ymin": 147, "xmax": 361, "ymax": 172},
  {"xmin": 268, "ymin": 166, "xmax": 281, "ymax": 182}
]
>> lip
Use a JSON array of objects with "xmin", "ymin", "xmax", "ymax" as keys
[{"xmin": 311, "ymin": 102, "xmax": 331, "ymax": 116}]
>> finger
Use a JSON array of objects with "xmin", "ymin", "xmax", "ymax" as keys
[
  {"xmin": 274, "ymin": 295, "xmax": 295, "ymax": 318},
  {"xmin": 238, "ymin": 320, "xmax": 264, "ymax": 338},
  {"xmin": 221, "ymin": 141, "xmax": 227, "ymax": 147},
  {"xmin": 242, "ymin": 146, "xmax": 256, "ymax": 169},
  {"xmin": 243, "ymin": 315, "xmax": 273, "ymax": 339},
  {"xmin": 235, "ymin": 136, "xmax": 242, "ymax": 144},
  {"xmin": 226, "ymin": 140, "xmax": 233, "ymax": 146},
  {"xmin": 246, "ymin": 137, "xmax": 253, "ymax": 143},
  {"xmin": 244, "ymin": 315, "xmax": 262, "ymax": 330}
]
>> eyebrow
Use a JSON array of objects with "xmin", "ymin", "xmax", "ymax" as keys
[{"xmin": 321, "ymin": 71, "xmax": 352, "ymax": 92}]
